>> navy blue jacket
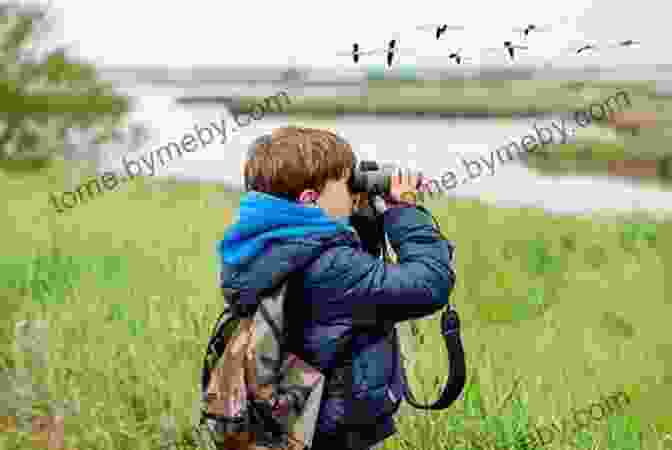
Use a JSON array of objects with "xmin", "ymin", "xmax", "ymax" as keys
[{"xmin": 218, "ymin": 193, "xmax": 456, "ymax": 448}]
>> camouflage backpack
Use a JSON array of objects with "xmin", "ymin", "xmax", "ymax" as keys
[
  {"xmin": 196, "ymin": 231, "xmax": 356, "ymax": 450},
  {"xmin": 196, "ymin": 279, "xmax": 326, "ymax": 450}
]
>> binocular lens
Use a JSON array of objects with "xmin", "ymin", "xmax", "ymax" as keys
[{"xmin": 350, "ymin": 160, "xmax": 422, "ymax": 196}]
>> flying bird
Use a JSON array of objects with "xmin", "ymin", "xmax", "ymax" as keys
[
  {"xmin": 373, "ymin": 39, "xmax": 417, "ymax": 67},
  {"xmin": 416, "ymin": 23, "xmax": 465, "ymax": 40},
  {"xmin": 448, "ymin": 49, "xmax": 471, "ymax": 64},
  {"xmin": 512, "ymin": 23, "xmax": 553, "ymax": 38},
  {"xmin": 335, "ymin": 43, "xmax": 381, "ymax": 63},
  {"xmin": 386, "ymin": 39, "xmax": 397, "ymax": 67},
  {"xmin": 557, "ymin": 42, "xmax": 600, "ymax": 56},
  {"xmin": 610, "ymin": 40, "xmax": 641, "ymax": 48},
  {"xmin": 575, "ymin": 44, "xmax": 598, "ymax": 54},
  {"xmin": 484, "ymin": 41, "xmax": 528, "ymax": 61},
  {"xmin": 505, "ymin": 41, "xmax": 528, "ymax": 60},
  {"xmin": 436, "ymin": 24, "xmax": 448, "ymax": 40}
]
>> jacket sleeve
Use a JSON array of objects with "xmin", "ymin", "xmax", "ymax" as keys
[{"xmin": 306, "ymin": 206, "xmax": 456, "ymax": 325}]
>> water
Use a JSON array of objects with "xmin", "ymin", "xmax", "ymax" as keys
[{"xmin": 88, "ymin": 81, "xmax": 671, "ymax": 219}]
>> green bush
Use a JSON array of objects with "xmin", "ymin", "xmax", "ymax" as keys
[{"xmin": 0, "ymin": 2, "xmax": 130, "ymax": 171}]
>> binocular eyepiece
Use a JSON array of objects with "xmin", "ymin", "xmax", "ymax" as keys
[{"xmin": 349, "ymin": 160, "xmax": 421, "ymax": 196}]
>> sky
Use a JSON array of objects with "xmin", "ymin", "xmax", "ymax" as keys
[{"xmin": 26, "ymin": 0, "xmax": 669, "ymax": 69}]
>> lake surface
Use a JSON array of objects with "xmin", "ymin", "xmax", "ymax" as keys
[{"xmin": 82, "ymin": 80, "xmax": 671, "ymax": 220}]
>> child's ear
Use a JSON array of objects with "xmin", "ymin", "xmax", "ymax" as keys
[{"xmin": 298, "ymin": 189, "xmax": 319, "ymax": 204}]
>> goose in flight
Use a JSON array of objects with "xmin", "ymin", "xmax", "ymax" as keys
[
  {"xmin": 386, "ymin": 39, "xmax": 397, "ymax": 67},
  {"xmin": 512, "ymin": 23, "xmax": 552, "ymax": 38},
  {"xmin": 555, "ymin": 42, "xmax": 599, "ymax": 57},
  {"xmin": 576, "ymin": 44, "xmax": 598, "ymax": 54},
  {"xmin": 416, "ymin": 23, "xmax": 465, "ymax": 40},
  {"xmin": 610, "ymin": 39, "xmax": 641, "ymax": 48},
  {"xmin": 484, "ymin": 41, "xmax": 528, "ymax": 60},
  {"xmin": 448, "ymin": 49, "xmax": 471, "ymax": 64},
  {"xmin": 335, "ymin": 43, "xmax": 383, "ymax": 63},
  {"xmin": 505, "ymin": 41, "xmax": 528, "ymax": 60},
  {"xmin": 369, "ymin": 39, "xmax": 417, "ymax": 67}
]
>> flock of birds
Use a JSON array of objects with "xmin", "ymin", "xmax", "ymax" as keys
[{"xmin": 336, "ymin": 22, "xmax": 641, "ymax": 67}]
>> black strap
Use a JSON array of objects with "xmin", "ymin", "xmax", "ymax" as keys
[
  {"xmin": 400, "ymin": 307, "xmax": 466, "ymax": 409},
  {"xmin": 378, "ymin": 202, "xmax": 467, "ymax": 410},
  {"xmin": 325, "ymin": 310, "xmax": 466, "ymax": 410}
]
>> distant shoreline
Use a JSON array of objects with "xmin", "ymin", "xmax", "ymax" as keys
[
  {"xmin": 174, "ymin": 96, "xmax": 558, "ymax": 118},
  {"xmin": 173, "ymin": 79, "xmax": 659, "ymax": 118}
]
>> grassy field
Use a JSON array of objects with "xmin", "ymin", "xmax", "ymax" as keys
[
  {"xmin": 228, "ymin": 79, "xmax": 661, "ymax": 117},
  {"xmin": 1, "ymin": 157, "xmax": 671, "ymax": 450}
]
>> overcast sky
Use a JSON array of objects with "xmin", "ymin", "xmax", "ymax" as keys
[{"xmin": 32, "ymin": 0, "xmax": 668, "ymax": 69}]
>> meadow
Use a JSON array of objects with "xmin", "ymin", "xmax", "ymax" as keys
[{"xmin": 0, "ymin": 156, "xmax": 671, "ymax": 450}]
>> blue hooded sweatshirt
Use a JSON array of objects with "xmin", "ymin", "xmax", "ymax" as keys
[
  {"xmin": 216, "ymin": 190, "xmax": 457, "ymax": 449},
  {"xmin": 218, "ymin": 191, "xmax": 353, "ymax": 267}
]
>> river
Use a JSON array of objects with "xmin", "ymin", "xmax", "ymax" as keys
[{"xmin": 82, "ymin": 80, "xmax": 671, "ymax": 220}]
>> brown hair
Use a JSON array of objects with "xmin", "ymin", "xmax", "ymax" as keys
[{"xmin": 244, "ymin": 126, "xmax": 356, "ymax": 201}]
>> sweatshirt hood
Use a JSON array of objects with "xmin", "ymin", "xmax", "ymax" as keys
[{"xmin": 217, "ymin": 191, "xmax": 355, "ymax": 293}]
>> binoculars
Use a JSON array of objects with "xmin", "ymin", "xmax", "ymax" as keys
[
  {"xmin": 348, "ymin": 160, "xmax": 422, "ymax": 196},
  {"xmin": 245, "ymin": 133, "xmax": 421, "ymax": 197}
]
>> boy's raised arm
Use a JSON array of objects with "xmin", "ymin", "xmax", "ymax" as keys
[{"xmin": 312, "ymin": 206, "xmax": 456, "ymax": 325}]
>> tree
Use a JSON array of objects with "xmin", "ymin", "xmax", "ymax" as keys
[{"xmin": 0, "ymin": 2, "xmax": 130, "ymax": 171}]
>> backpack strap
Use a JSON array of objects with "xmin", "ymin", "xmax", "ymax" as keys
[{"xmin": 203, "ymin": 231, "xmax": 356, "ymax": 389}]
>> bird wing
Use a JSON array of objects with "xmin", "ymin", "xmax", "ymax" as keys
[
  {"xmin": 559, "ymin": 41, "xmax": 597, "ymax": 53},
  {"xmin": 335, "ymin": 47, "xmax": 382, "ymax": 56}
]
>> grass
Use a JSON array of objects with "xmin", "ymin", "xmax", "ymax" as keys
[
  {"xmin": 228, "ymin": 79, "xmax": 660, "ymax": 117},
  {"xmin": 1, "ymin": 156, "xmax": 671, "ymax": 449}
]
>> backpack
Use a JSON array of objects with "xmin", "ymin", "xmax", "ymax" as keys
[
  {"xmin": 195, "ymin": 279, "xmax": 326, "ymax": 450},
  {"xmin": 196, "ymin": 234, "xmax": 355, "ymax": 450}
]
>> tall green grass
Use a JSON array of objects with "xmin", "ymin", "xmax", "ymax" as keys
[{"xmin": 1, "ymin": 158, "xmax": 670, "ymax": 449}]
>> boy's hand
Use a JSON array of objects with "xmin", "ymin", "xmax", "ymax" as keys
[{"xmin": 384, "ymin": 168, "xmax": 421, "ymax": 207}]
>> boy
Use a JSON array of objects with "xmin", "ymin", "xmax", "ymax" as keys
[{"xmin": 217, "ymin": 127, "xmax": 456, "ymax": 449}]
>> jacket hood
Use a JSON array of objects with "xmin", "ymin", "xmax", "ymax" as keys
[{"xmin": 217, "ymin": 191, "xmax": 355, "ymax": 293}]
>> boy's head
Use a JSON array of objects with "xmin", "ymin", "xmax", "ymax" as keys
[{"xmin": 244, "ymin": 127, "xmax": 360, "ymax": 219}]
